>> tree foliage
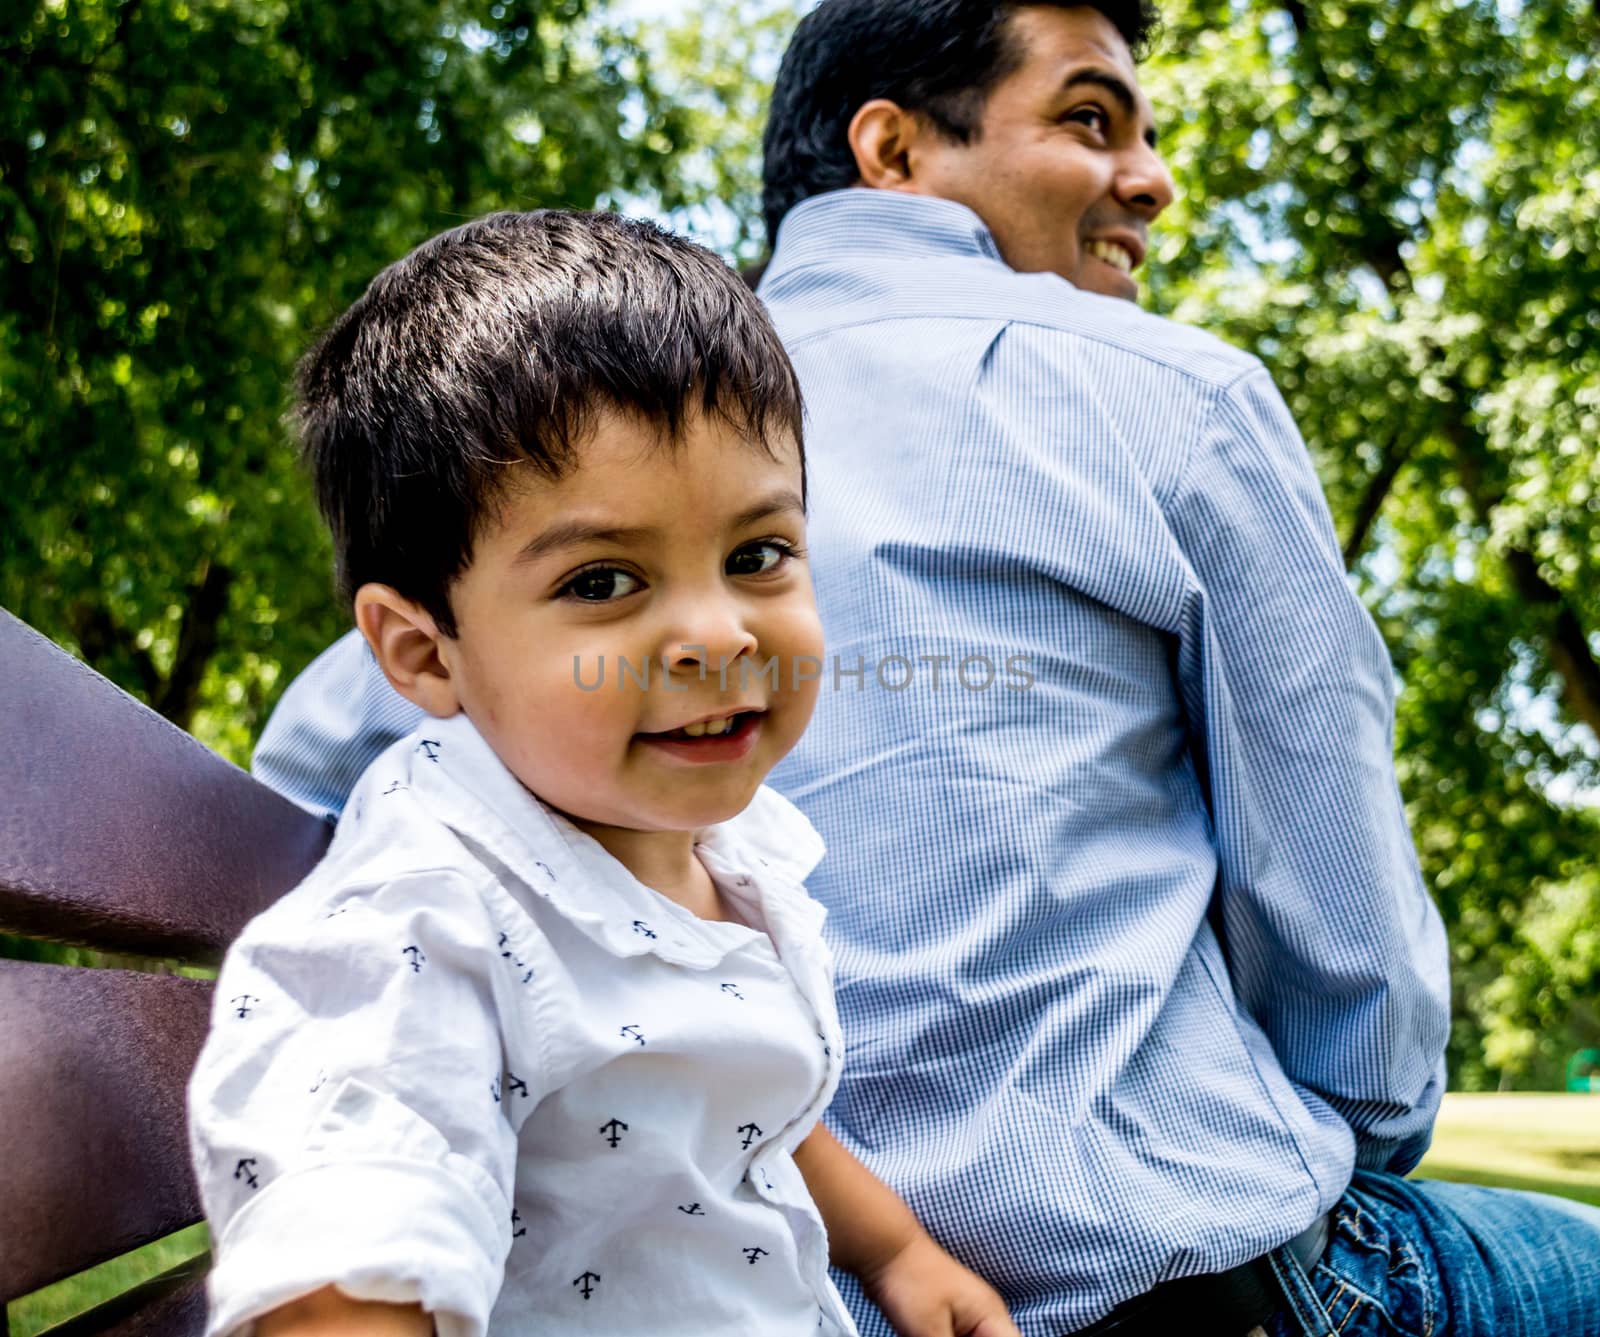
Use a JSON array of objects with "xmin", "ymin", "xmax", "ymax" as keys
[
  {"xmin": 1, "ymin": 0, "xmax": 686, "ymax": 758},
  {"xmin": 1134, "ymin": 0, "xmax": 1600, "ymax": 1089}
]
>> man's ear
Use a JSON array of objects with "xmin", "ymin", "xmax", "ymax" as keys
[
  {"xmin": 847, "ymin": 98, "xmax": 922, "ymax": 191},
  {"xmin": 354, "ymin": 583, "xmax": 462, "ymax": 720}
]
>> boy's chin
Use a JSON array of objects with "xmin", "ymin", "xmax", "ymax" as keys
[{"xmin": 555, "ymin": 786, "xmax": 764, "ymax": 839}]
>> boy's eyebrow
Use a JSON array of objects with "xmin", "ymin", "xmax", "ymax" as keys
[
  {"xmin": 732, "ymin": 489, "xmax": 806, "ymax": 529},
  {"xmin": 513, "ymin": 490, "xmax": 804, "ymax": 565},
  {"xmin": 514, "ymin": 522, "xmax": 653, "ymax": 565}
]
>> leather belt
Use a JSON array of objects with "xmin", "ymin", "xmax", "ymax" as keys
[{"xmin": 1069, "ymin": 1213, "xmax": 1332, "ymax": 1336}]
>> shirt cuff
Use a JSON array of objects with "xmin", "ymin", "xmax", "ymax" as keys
[{"xmin": 205, "ymin": 1156, "xmax": 510, "ymax": 1337}]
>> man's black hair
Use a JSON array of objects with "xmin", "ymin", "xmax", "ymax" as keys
[
  {"xmin": 296, "ymin": 210, "xmax": 805, "ymax": 636},
  {"xmin": 762, "ymin": 0, "xmax": 1160, "ymax": 243}
]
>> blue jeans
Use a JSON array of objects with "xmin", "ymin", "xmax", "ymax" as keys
[{"xmin": 1264, "ymin": 1172, "xmax": 1600, "ymax": 1336}]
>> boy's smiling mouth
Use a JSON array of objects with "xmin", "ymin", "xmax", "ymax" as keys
[{"xmin": 637, "ymin": 709, "xmax": 765, "ymax": 761}]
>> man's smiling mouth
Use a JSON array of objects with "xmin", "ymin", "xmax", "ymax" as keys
[{"xmin": 1085, "ymin": 239, "xmax": 1135, "ymax": 273}]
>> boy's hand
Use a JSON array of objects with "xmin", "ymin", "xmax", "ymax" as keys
[
  {"xmin": 793, "ymin": 1124, "xmax": 1019, "ymax": 1337},
  {"xmin": 860, "ymin": 1230, "xmax": 1022, "ymax": 1337}
]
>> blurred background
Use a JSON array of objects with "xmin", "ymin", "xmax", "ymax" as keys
[{"xmin": 1, "ymin": 0, "xmax": 1595, "ymax": 1104}]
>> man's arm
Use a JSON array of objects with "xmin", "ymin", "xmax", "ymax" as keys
[
  {"xmin": 794, "ymin": 1124, "xmax": 1020, "ymax": 1337},
  {"xmin": 1168, "ymin": 363, "xmax": 1451, "ymax": 1172},
  {"xmin": 253, "ymin": 629, "xmax": 424, "ymax": 819}
]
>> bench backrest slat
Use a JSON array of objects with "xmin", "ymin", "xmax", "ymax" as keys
[
  {"xmin": 38, "ymin": 1263, "xmax": 209, "ymax": 1337},
  {"xmin": 0, "ymin": 961, "xmax": 214, "ymax": 1299},
  {"xmin": 0, "ymin": 609, "xmax": 331, "ymax": 962}
]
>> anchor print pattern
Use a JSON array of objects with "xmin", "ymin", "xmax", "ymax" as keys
[
  {"xmin": 230, "ymin": 995, "xmax": 257, "ymax": 1019},
  {"xmin": 677, "ymin": 1203, "xmax": 705, "ymax": 1216},
  {"xmin": 738, "ymin": 1122, "xmax": 763, "ymax": 1150},
  {"xmin": 234, "ymin": 1158, "xmax": 259, "ymax": 1189},
  {"xmin": 619, "ymin": 1024, "xmax": 645, "ymax": 1046},
  {"xmin": 573, "ymin": 1272, "xmax": 600, "ymax": 1300},
  {"xmin": 497, "ymin": 931, "xmax": 534, "ymax": 985},
  {"xmin": 599, "ymin": 1118, "xmax": 628, "ymax": 1148},
  {"xmin": 416, "ymin": 739, "xmax": 441, "ymax": 762},
  {"xmin": 402, "ymin": 945, "xmax": 426, "ymax": 972},
  {"xmin": 720, "ymin": 983, "xmax": 745, "ymax": 1001},
  {"xmin": 512, "ymin": 1208, "xmax": 527, "ymax": 1239},
  {"xmin": 491, "ymin": 1073, "xmax": 531, "ymax": 1104},
  {"xmin": 743, "ymin": 1247, "xmax": 769, "ymax": 1265},
  {"xmin": 631, "ymin": 920, "xmax": 656, "ymax": 940}
]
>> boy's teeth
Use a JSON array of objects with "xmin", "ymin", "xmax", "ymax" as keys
[{"xmin": 680, "ymin": 716, "xmax": 734, "ymax": 738}]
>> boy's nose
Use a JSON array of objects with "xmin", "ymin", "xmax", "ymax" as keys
[{"xmin": 662, "ymin": 607, "xmax": 760, "ymax": 679}]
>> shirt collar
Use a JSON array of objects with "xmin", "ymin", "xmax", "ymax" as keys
[
  {"xmin": 384, "ymin": 712, "xmax": 825, "ymax": 969},
  {"xmin": 763, "ymin": 189, "xmax": 1006, "ymax": 282}
]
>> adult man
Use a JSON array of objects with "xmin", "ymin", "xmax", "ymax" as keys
[
  {"xmin": 254, "ymin": 3, "xmax": 1600, "ymax": 1333},
  {"xmin": 748, "ymin": 4, "xmax": 1600, "ymax": 1336}
]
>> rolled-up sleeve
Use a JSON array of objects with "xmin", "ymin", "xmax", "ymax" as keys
[
  {"xmin": 187, "ymin": 867, "xmax": 527, "ymax": 1337},
  {"xmin": 1168, "ymin": 363, "xmax": 1451, "ymax": 1174}
]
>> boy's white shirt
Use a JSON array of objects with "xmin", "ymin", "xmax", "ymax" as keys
[{"xmin": 187, "ymin": 710, "xmax": 858, "ymax": 1337}]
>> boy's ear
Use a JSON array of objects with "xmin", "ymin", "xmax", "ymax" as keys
[
  {"xmin": 354, "ymin": 584, "xmax": 462, "ymax": 719},
  {"xmin": 847, "ymin": 99, "xmax": 921, "ymax": 191}
]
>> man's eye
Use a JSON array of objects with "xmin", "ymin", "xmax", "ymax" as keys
[
  {"xmin": 560, "ymin": 567, "xmax": 642, "ymax": 602},
  {"xmin": 1067, "ymin": 107, "xmax": 1109, "ymax": 134},
  {"xmin": 727, "ymin": 540, "xmax": 795, "ymax": 577}
]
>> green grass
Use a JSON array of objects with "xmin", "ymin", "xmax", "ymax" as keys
[
  {"xmin": 7, "ymin": 1224, "xmax": 209, "ymax": 1337},
  {"xmin": 8, "ymin": 1095, "xmax": 1596, "ymax": 1333},
  {"xmin": 1415, "ymin": 1091, "xmax": 1600, "ymax": 1209}
]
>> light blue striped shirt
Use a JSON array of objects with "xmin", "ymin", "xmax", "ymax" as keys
[{"xmin": 253, "ymin": 191, "xmax": 1450, "ymax": 1335}]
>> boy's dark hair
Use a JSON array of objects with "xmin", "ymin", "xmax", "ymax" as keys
[
  {"xmin": 296, "ymin": 210, "xmax": 805, "ymax": 635},
  {"xmin": 761, "ymin": 0, "xmax": 1160, "ymax": 243}
]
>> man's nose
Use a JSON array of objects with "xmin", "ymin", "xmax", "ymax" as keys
[{"xmin": 1117, "ymin": 142, "xmax": 1176, "ymax": 219}]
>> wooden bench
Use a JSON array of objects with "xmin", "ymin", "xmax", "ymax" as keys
[{"xmin": 0, "ymin": 608, "xmax": 332, "ymax": 1335}]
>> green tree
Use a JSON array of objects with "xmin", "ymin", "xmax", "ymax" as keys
[
  {"xmin": 634, "ymin": 0, "xmax": 796, "ymax": 265},
  {"xmin": 1478, "ymin": 870, "xmax": 1600, "ymax": 1083},
  {"xmin": 1, "ymin": 0, "xmax": 687, "ymax": 761},
  {"xmin": 1138, "ymin": 0, "xmax": 1600, "ymax": 1088}
]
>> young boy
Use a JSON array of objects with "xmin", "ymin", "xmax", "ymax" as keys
[{"xmin": 186, "ymin": 211, "xmax": 1019, "ymax": 1337}]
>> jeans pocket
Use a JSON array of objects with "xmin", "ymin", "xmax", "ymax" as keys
[{"xmin": 1303, "ymin": 1202, "xmax": 1438, "ymax": 1337}]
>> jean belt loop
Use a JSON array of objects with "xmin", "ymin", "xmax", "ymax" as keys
[{"xmin": 1266, "ymin": 1237, "xmax": 1336, "ymax": 1337}]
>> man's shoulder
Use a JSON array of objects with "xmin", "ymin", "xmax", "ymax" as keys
[
  {"xmin": 252, "ymin": 627, "xmax": 425, "ymax": 821},
  {"xmin": 999, "ymin": 277, "xmax": 1263, "ymax": 389},
  {"xmin": 767, "ymin": 254, "xmax": 1262, "ymax": 395}
]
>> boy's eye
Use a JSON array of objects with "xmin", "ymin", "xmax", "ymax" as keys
[
  {"xmin": 560, "ymin": 567, "xmax": 642, "ymax": 602},
  {"xmin": 727, "ymin": 540, "xmax": 795, "ymax": 577}
]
